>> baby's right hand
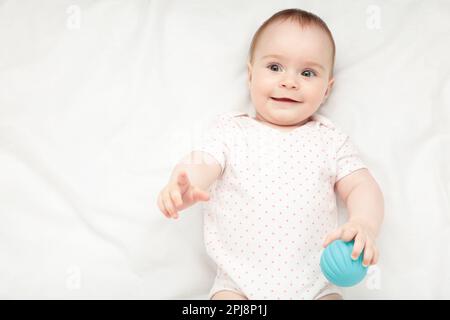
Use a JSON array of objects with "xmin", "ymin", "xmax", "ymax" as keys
[{"xmin": 157, "ymin": 171, "xmax": 210, "ymax": 219}]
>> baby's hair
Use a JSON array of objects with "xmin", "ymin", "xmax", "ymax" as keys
[{"xmin": 248, "ymin": 8, "xmax": 336, "ymax": 77}]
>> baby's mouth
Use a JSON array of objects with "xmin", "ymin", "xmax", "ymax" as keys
[{"xmin": 271, "ymin": 97, "xmax": 300, "ymax": 103}]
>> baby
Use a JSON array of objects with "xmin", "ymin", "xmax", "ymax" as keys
[{"xmin": 157, "ymin": 8, "xmax": 384, "ymax": 300}]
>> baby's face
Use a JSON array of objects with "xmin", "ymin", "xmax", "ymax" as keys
[{"xmin": 248, "ymin": 20, "xmax": 334, "ymax": 128}]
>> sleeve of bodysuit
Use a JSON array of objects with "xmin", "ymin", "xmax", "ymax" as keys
[
  {"xmin": 334, "ymin": 131, "xmax": 368, "ymax": 182},
  {"xmin": 191, "ymin": 113, "xmax": 230, "ymax": 176}
]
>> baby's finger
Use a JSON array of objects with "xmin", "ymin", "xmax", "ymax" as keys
[
  {"xmin": 362, "ymin": 243, "xmax": 374, "ymax": 267},
  {"xmin": 163, "ymin": 192, "xmax": 177, "ymax": 218},
  {"xmin": 170, "ymin": 188, "xmax": 183, "ymax": 208},
  {"xmin": 341, "ymin": 226, "xmax": 358, "ymax": 242},
  {"xmin": 351, "ymin": 233, "xmax": 366, "ymax": 260},
  {"xmin": 157, "ymin": 193, "xmax": 170, "ymax": 218},
  {"xmin": 183, "ymin": 186, "xmax": 194, "ymax": 203},
  {"xmin": 193, "ymin": 187, "xmax": 210, "ymax": 202},
  {"xmin": 371, "ymin": 246, "xmax": 379, "ymax": 265},
  {"xmin": 322, "ymin": 228, "xmax": 342, "ymax": 247}
]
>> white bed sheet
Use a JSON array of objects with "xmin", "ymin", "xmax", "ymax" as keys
[{"xmin": 0, "ymin": 0, "xmax": 449, "ymax": 299}]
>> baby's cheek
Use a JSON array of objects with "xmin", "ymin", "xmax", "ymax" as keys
[
  {"xmin": 251, "ymin": 83, "xmax": 271, "ymax": 106},
  {"xmin": 304, "ymin": 93, "xmax": 325, "ymax": 111},
  {"xmin": 253, "ymin": 81, "xmax": 265, "ymax": 95}
]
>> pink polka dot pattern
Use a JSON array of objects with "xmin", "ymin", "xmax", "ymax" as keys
[{"xmin": 194, "ymin": 111, "xmax": 367, "ymax": 300}]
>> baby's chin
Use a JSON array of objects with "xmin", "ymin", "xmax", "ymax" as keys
[{"xmin": 265, "ymin": 111, "xmax": 310, "ymax": 127}]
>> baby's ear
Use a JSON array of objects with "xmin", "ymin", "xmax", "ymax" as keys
[
  {"xmin": 247, "ymin": 61, "xmax": 253, "ymax": 84},
  {"xmin": 323, "ymin": 77, "xmax": 335, "ymax": 101}
]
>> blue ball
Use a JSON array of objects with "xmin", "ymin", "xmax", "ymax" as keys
[{"xmin": 320, "ymin": 240, "xmax": 368, "ymax": 287}]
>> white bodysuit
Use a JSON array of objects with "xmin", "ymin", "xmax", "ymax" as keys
[{"xmin": 193, "ymin": 110, "xmax": 367, "ymax": 300}]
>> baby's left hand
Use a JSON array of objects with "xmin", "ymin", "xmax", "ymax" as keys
[{"xmin": 322, "ymin": 220, "xmax": 379, "ymax": 267}]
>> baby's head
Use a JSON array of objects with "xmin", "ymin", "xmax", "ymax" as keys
[{"xmin": 247, "ymin": 9, "xmax": 335, "ymax": 127}]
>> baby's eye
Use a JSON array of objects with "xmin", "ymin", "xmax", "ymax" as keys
[
  {"xmin": 301, "ymin": 70, "xmax": 316, "ymax": 77},
  {"xmin": 267, "ymin": 63, "xmax": 282, "ymax": 72}
]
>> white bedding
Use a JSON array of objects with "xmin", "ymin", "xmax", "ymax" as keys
[{"xmin": 0, "ymin": 0, "xmax": 449, "ymax": 299}]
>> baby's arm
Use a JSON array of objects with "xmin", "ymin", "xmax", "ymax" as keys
[
  {"xmin": 157, "ymin": 151, "xmax": 222, "ymax": 219},
  {"xmin": 323, "ymin": 168, "xmax": 384, "ymax": 266},
  {"xmin": 335, "ymin": 168, "xmax": 384, "ymax": 237}
]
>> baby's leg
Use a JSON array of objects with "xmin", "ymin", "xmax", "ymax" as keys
[
  {"xmin": 317, "ymin": 293, "xmax": 343, "ymax": 300},
  {"xmin": 211, "ymin": 290, "xmax": 248, "ymax": 300}
]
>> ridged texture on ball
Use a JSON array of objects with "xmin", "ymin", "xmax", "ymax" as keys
[{"xmin": 320, "ymin": 240, "xmax": 368, "ymax": 287}]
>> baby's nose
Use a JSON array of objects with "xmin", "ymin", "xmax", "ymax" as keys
[
  {"xmin": 279, "ymin": 72, "xmax": 299, "ymax": 89},
  {"xmin": 280, "ymin": 79, "xmax": 298, "ymax": 89}
]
